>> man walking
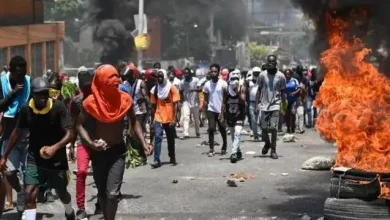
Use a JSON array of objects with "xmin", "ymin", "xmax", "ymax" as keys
[
  {"xmin": 76, "ymin": 64, "xmax": 151, "ymax": 220},
  {"xmin": 150, "ymin": 69, "xmax": 180, "ymax": 168},
  {"xmin": 247, "ymin": 67, "xmax": 261, "ymax": 141},
  {"xmin": 1, "ymin": 77, "xmax": 75, "ymax": 220},
  {"xmin": 0, "ymin": 56, "xmax": 30, "ymax": 216},
  {"xmin": 179, "ymin": 67, "xmax": 201, "ymax": 139},
  {"xmin": 225, "ymin": 70, "xmax": 246, "ymax": 163},
  {"xmin": 69, "ymin": 67, "xmax": 101, "ymax": 219},
  {"xmin": 256, "ymin": 55, "xmax": 286, "ymax": 159},
  {"xmin": 203, "ymin": 63, "xmax": 228, "ymax": 157},
  {"xmin": 120, "ymin": 63, "xmax": 150, "ymax": 165}
]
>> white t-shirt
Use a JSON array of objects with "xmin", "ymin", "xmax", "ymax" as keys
[{"xmin": 202, "ymin": 79, "xmax": 228, "ymax": 114}]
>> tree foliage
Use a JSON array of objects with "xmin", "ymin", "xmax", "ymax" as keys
[{"xmin": 248, "ymin": 42, "xmax": 271, "ymax": 66}]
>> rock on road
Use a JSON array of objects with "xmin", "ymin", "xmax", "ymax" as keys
[{"xmin": 3, "ymin": 127, "xmax": 334, "ymax": 220}]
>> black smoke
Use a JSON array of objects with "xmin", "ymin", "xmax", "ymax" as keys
[
  {"xmin": 89, "ymin": 0, "xmax": 138, "ymax": 66},
  {"xmin": 89, "ymin": 0, "xmax": 247, "ymax": 65},
  {"xmin": 290, "ymin": 0, "xmax": 390, "ymax": 76}
]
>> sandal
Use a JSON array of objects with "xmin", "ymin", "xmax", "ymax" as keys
[{"xmin": 3, "ymin": 202, "xmax": 15, "ymax": 212}]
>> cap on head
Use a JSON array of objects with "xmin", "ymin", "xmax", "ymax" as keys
[
  {"xmin": 267, "ymin": 55, "xmax": 277, "ymax": 62},
  {"xmin": 32, "ymin": 77, "xmax": 49, "ymax": 93},
  {"xmin": 252, "ymin": 66, "xmax": 261, "ymax": 72}
]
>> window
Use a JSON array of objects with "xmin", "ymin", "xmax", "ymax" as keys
[
  {"xmin": 10, "ymin": 46, "xmax": 26, "ymax": 59},
  {"xmin": 0, "ymin": 48, "xmax": 7, "ymax": 68},
  {"xmin": 31, "ymin": 43, "xmax": 43, "ymax": 78},
  {"xmin": 46, "ymin": 41, "xmax": 55, "ymax": 72}
]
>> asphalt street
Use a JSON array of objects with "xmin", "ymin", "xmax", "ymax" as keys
[{"xmin": 3, "ymin": 125, "xmax": 335, "ymax": 220}]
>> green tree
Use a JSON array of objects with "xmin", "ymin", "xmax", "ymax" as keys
[{"xmin": 249, "ymin": 42, "xmax": 271, "ymax": 66}]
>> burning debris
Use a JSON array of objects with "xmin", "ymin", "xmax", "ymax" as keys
[{"xmin": 290, "ymin": 1, "xmax": 390, "ymax": 173}]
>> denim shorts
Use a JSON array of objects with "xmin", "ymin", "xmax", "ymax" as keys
[{"xmin": 2, "ymin": 133, "xmax": 28, "ymax": 173}]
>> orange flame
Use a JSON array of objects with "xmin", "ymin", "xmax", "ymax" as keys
[{"xmin": 315, "ymin": 12, "xmax": 390, "ymax": 173}]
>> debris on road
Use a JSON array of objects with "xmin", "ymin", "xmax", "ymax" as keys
[
  {"xmin": 227, "ymin": 179, "xmax": 238, "ymax": 187},
  {"xmin": 282, "ymin": 134, "xmax": 298, "ymax": 142},
  {"xmin": 301, "ymin": 156, "xmax": 335, "ymax": 170},
  {"xmin": 271, "ymin": 216, "xmax": 278, "ymax": 220},
  {"xmin": 301, "ymin": 144, "xmax": 308, "ymax": 148},
  {"xmin": 227, "ymin": 173, "xmax": 255, "ymax": 187},
  {"xmin": 230, "ymin": 173, "xmax": 255, "ymax": 180},
  {"xmin": 245, "ymin": 151, "xmax": 256, "ymax": 155},
  {"xmin": 281, "ymin": 173, "xmax": 289, "ymax": 176},
  {"xmin": 172, "ymin": 179, "xmax": 178, "ymax": 184}
]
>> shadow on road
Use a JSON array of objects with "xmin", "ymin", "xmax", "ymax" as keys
[
  {"xmin": 267, "ymin": 171, "xmax": 331, "ymax": 219},
  {"xmin": 87, "ymin": 194, "xmax": 142, "ymax": 202},
  {"xmin": 3, "ymin": 212, "xmax": 54, "ymax": 220}
]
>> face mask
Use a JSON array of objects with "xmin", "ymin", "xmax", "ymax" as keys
[{"xmin": 230, "ymin": 80, "xmax": 239, "ymax": 88}]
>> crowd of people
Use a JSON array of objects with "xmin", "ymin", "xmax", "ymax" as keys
[{"xmin": 0, "ymin": 54, "xmax": 320, "ymax": 220}]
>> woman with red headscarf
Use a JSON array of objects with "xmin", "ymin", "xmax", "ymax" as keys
[{"xmin": 76, "ymin": 65, "xmax": 152, "ymax": 220}]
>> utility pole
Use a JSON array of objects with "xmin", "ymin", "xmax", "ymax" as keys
[{"xmin": 137, "ymin": 0, "xmax": 144, "ymax": 70}]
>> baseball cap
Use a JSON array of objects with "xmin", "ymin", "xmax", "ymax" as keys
[
  {"xmin": 31, "ymin": 77, "xmax": 49, "ymax": 93},
  {"xmin": 252, "ymin": 67, "xmax": 261, "ymax": 72}
]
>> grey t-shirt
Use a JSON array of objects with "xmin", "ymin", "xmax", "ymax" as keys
[
  {"xmin": 179, "ymin": 77, "xmax": 200, "ymax": 108},
  {"xmin": 257, "ymin": 70, "xmax": 286, "ymax": 112}
]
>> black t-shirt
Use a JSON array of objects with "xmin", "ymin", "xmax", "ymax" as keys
[
  {"xmin": 225, "ymin": 87, "xmax": 245, "ymax": 127},
  {"xmin": 17, "ymin": 100, "xmax": 72, "ymax": 170}
]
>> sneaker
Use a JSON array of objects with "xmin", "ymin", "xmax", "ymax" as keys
[
  {"xmin": 170, "ymin": 158, "xmax": 177, "ymax": 165},
  {"xmin": 237, "ymin": 151, "xmax": 242, "ymax": 160},
  {"xmin": 65, "ymin": 209, "xmax": 76, "ymax": 220},
  {"xmin": 94, "ymin": 203, "xmax": 102, "ymax": 215},
  {"xmin": 151, "ymin": 162, "xmax": 161, "ymax": 168},
  {"xmin": 207, "ymin": 150, "xmax": 215, "ymax": 157},
  {"xmin": 180, "ymin": 136, "xmax": 190, "ymax": 140},
  {"xmin": 220, "ymin": 150, "xmax": 227, "ymax": 156},
  {"xmin": 196, "ymin": 133, "xmax": 201, "ymax": 138},
  {"xmin": 249, "ymin": 130, "xmax": 254, "ymax": 137},
  {"xmin": 271, "ymin": 150, "xmax": 279, "ymax": 159},
  {"xmin": 45, "ymin": 190, "xmax": 55, "ymax": 202},
  {"xmin": 76, "ymin": 209, "xmax": 88, "ymax": 220},
  {"xmin": 262, "ymin": 144, "xmax": 271, "ymax": 155},
  {"xmin": 230, "ymin": 154, "xmax": 238, "ymax": 163},
  {"xmin": 254, "ymin": 137, "xmax": 260, "ymax": 142}
]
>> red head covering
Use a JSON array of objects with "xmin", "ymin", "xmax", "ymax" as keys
[
  {"xmin": 83, "ymin": 64, "xmax": 132, "ymax": 123},
  {"xmin": 221, "ymin": 68, "xmax": 229, "ymax": 81},
  {"xmin": 144, "ymin": 68, "xmax": 157, "ymax": 81},
  {"xmin": 175, "ymin": 69, "xmax": 183, "ymax": 77}
]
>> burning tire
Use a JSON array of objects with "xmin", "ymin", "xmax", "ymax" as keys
[
  {"xmin": 329, "ymin": 177, "xmax": 380, "ymax": 201},
  {"xmin": 324, "ymin": 198, "xmax": 390, "ymax": 220}
]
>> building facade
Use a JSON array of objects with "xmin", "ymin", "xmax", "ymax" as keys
[{"xmin": 0, "ymin": 0, "xmax": 65, "ymax": 77}]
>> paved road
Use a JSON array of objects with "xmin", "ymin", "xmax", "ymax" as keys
[{"xmin": 4, "ymin": 126, "xmax": 334, "ymax": 220}]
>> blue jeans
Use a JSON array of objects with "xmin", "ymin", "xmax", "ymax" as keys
[
  {"xmin": 153, "ymin": 122, "xmax": 176, "ymax": 163},
  {"xmin": 229, "ymin": 124, "xmax": 243, "ymax": 154},
  {"xmin": 248, "ymin": 102, "xmax": 259, "ymax": 138},
  {"xmin": 306, "ymin": 96, "xmax": 316, "ymax": 127}
]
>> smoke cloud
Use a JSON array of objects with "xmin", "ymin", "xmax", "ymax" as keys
[
  {"xmin": 290, "ymin": 0, "xmax": 390, "ymax": 76},
  {"xmin": 88, "ymin": 0, "xmax": 247, "ymax": 66},
  {"xmin": 89, "ymin": 0, "xmax": 137, "ymax": 66}
]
